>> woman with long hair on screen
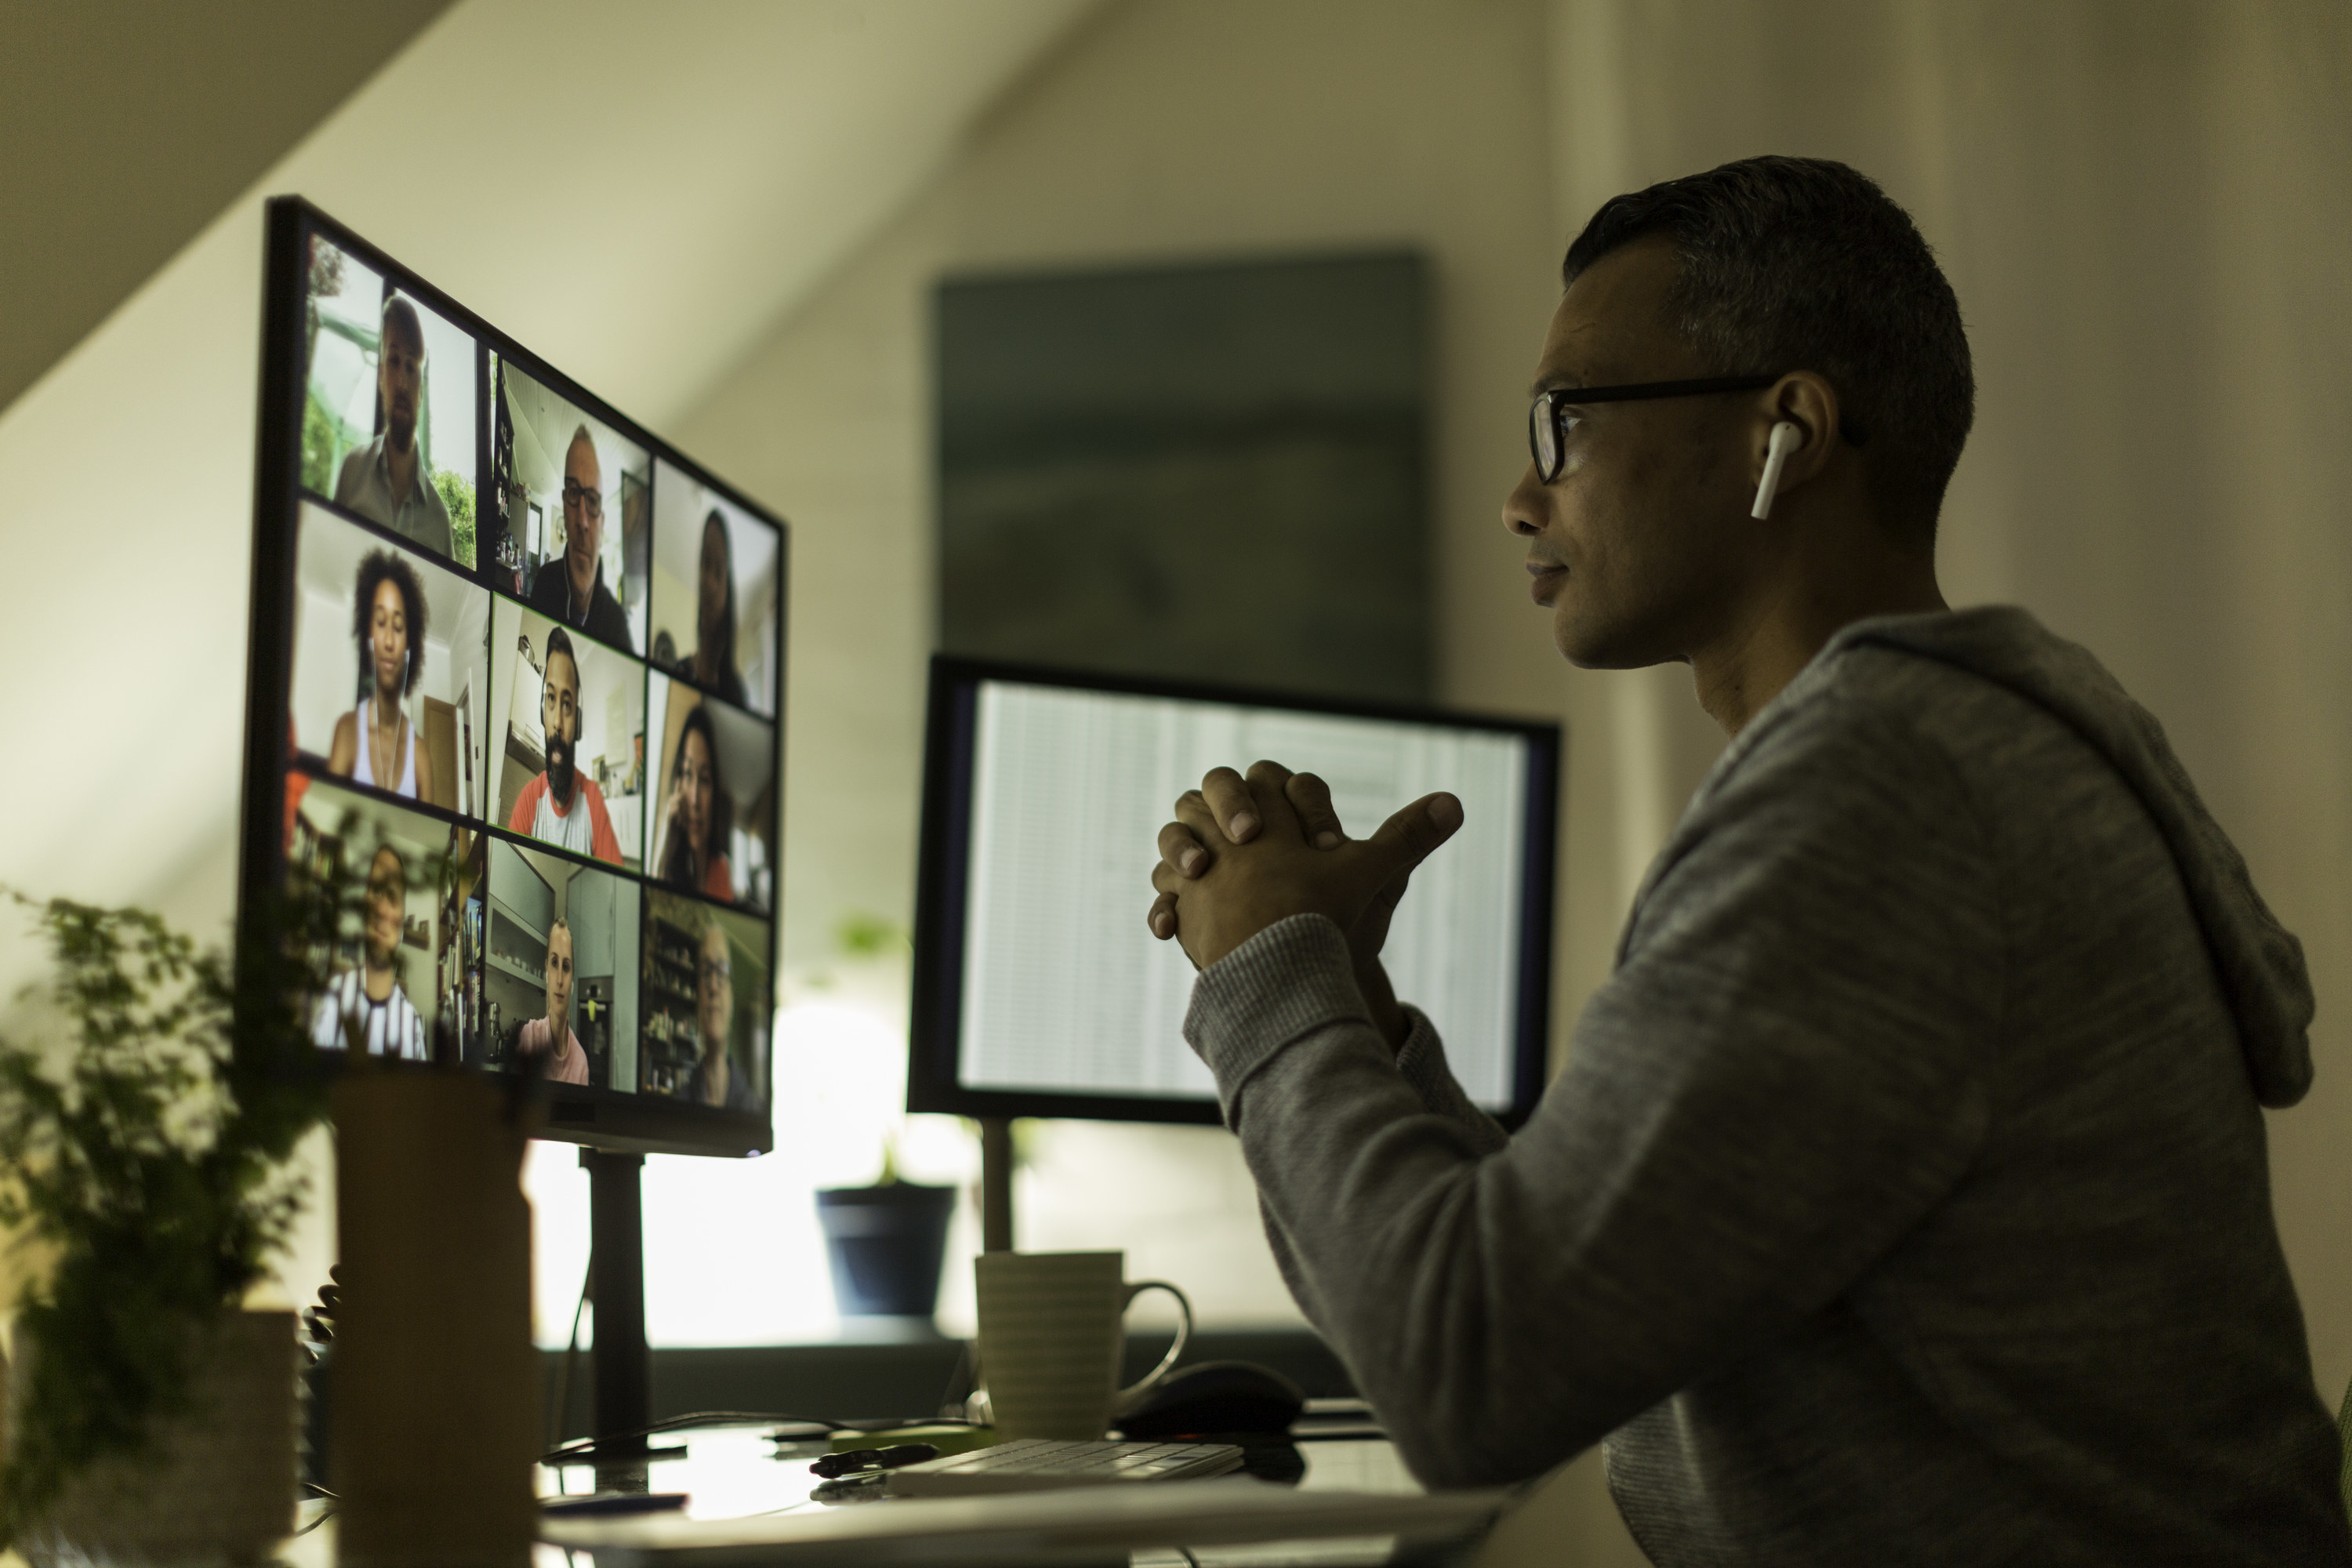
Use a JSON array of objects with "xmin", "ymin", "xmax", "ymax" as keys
[
  {"xmin": 671, "ymin": 508, "xmax": 747, "ymax": 706},
  {"xmin": 656, "ymin": 702, "xmax": 734, "ymax": 902},
  {"xmin": 329, "ymin": 549, "xmax": 438, "ymax": 806}
]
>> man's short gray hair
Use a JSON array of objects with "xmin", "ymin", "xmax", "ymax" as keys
[{"xmin": 1563, "ymin": 155, "xmax": 1974, "ymax": 539}]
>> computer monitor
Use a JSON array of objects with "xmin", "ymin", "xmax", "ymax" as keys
[
  {"xmin": 908, "ymin": 657, "xmax": 1559, "ymax": 1127},
  {"xmin": 236, "ymin": 198, "xmax": 786, "ymax": 1160}
]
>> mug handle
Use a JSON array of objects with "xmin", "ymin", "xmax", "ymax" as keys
[{"xmin": 1112, "ymin": 1279, "xmax": 1193, "ymax": 1406}]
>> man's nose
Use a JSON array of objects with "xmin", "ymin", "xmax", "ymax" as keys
[{"xmin": 1502, "ymin": 468, "xmax": 1546, "ymax": 536}]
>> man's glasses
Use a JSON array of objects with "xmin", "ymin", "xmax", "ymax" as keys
[
  {"xmin": 699, "ymin": 956, "xmax": 731, "ymax": 988},
  {"xmin": 1527, "ymin": 374, "xmax": 1867, "ymax": 484},
  {"xmin": 562, "ymin": 482, "xmax": 604, "ymax": 520}
]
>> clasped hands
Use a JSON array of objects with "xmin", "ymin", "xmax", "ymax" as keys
[{"xmin": 1147, "ymin": 760, "xmax": 1464, "ymax": 1048}]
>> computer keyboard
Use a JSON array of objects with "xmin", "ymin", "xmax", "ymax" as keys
[{"xmin": 884, "ymin": 1437, "xmax": 1245, "ymax": 1497}]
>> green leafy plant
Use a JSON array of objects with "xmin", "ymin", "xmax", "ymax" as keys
[
  {"xmin": 0, "ymin": 824, "xmax": 387, "ymax": 1537},
  {"xmin": 299, "ymin": 394, "xmax": 341, "ymax": 496},
  {"xmin": 435, "ymin": 469, "xmax": 477, "ymax": 570}
]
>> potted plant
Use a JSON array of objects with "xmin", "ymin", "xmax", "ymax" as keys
[
  {"xmin": 816, "ymin": 1134, "xmax": 959, "ymax": 1323},
  {"xmin": 0, "ymin": 855, "xmax": 357, "ymax": 1561},
  {"xmin": 807, "ymin": 913, "xmax": 958, "ymax": 1327}
]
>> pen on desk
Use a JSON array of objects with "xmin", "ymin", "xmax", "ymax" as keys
[{"xmin": 810, "ymin": 1443, "xmax": 940, "ymax": 1478}]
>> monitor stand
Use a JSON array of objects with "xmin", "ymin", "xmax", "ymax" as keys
[
  {"xmin": 579, "ymin": 1149, "xmax": 684, "ymax": 1490},
  {"xmin": 978, "ymin": 1117, "xmax": 1016, "ymax": 1252}
]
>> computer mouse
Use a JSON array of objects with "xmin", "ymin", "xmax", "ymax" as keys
[{"xmin": 1114, "ymin": 1360, "xmax": 1307, "ymax": 1439}]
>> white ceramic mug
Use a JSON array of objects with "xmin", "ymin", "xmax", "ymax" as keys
[{"xmin": 973, "ymin": 1250, "xmax": 1193, "ymax": 1440}]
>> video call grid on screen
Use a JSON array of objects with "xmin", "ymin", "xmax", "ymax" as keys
[
  {"xmin": 240, "ymin": 200, "xmax": 788, "ymax": 1155},
  {"xmin": 908, "ymin": 659, "xmax": 1559, "ymax": 1130}
]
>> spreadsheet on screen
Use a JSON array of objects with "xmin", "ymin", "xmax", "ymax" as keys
[{"xmin": 955, "ymin": 680, "xmax": 1528, "ymax": 1109}]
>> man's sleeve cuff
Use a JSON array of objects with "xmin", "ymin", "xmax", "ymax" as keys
[{"xmin": 1182, "ymin": 914, "xmax": 1369, "ymax": 1114}]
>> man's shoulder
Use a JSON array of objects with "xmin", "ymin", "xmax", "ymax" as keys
[
  {"xmin": 1702, "ymin": 658, "xmax": 1968, "ymax": 811},
  {"xmin": 589, "ymin": 584, "xmax": 633, "ymax": 650},
  {"xmin": 414, "ymin": 475, "xmax": 453, "ymax": 530},
  {"xmin": 524, "ymin": 569, "xmax": 564, "ymax": 612},
  {"xmin": 576, "ymin": 773, "xmax": 614, "ymax": 819},
  {"xmin": 1799, "ymin": 637, "xmax": 2099, "ymax": 797},
  {"xmin": 510, "ymin": 771, "xmax": 547, "ymax": 821},
  {"xmin": 332, "ymin": 438, "xmax": 379, "ymax": 501}
]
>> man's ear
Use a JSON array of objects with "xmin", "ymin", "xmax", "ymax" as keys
[{"xmin": 1749, "ymin": 372, "xmax": 1842, "ymax": 505}]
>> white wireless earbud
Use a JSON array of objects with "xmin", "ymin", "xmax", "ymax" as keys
[{"xmin": 1751, "ymin": 421, "xmax": 1803, "ymax": 520}]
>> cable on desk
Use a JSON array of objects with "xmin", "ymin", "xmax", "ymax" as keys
[{"xmin": 546, "ymin": 1248, "xmax": 595, "ymax": 1465}]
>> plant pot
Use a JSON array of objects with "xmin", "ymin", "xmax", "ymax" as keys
[
  {"xmin": 6, "ymin": 1308, "xmax": 299, "ymax": 1568},
  {"xmin": 815, "ymin": 1183, "xmax": 956, "ymax": 1319}
]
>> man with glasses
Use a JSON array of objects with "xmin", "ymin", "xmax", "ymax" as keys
[
  {"xmin": 335, "ymin": 295, "xmax": 455, "ymax": 560},
  {"xmin": 528, "ymin": 423, "xmax": 633, "ymax": 651},
  {"xmin": 1147, "ymin": 156, "xmax": 2345, "ymax": 1563}
]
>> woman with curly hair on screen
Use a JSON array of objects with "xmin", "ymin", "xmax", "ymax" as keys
[{"xmin": 328, "ymin": 549, "xmax": 438, "ymax": 806}]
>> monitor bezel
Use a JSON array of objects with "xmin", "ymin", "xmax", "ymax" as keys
[
  {"xmin": 907, "ymin": 653, "xmax": 1560, "ymax": 1129},
  {"xmin": 238, "ymin": 196, "xmax": 785, "ymax": 1158}
]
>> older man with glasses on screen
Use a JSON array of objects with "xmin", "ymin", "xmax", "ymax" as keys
[
  {"xmin": 528, "ymin": 423, "xmax": 633, "ymax": 651},
  {"xmin": 1145, "ymin": 156, "xmax": 2348, "ymax": 1564},
  {"xmin": 685, "ymin": 917, "xmax": 751, "ymax": 1111}
]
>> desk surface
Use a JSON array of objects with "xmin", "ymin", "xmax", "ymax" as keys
[{"xmin": 285, "ymin": 1426, "xmax": 1431, "ymax": 1568}]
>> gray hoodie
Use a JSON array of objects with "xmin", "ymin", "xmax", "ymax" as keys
[{"xmin": 1185, "ymin": 607, "xmax": 2349, "ymax": 1566}]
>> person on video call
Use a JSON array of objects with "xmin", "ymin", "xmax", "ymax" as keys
[
  {"xmin": 668, "ymin": 508, "xmax": 746, "ymax": 706},
  {"xmin": 684, "ymin": 916, "xmax": 751, "ymax": 1110},
  {"xmin": 333, "ymin": 296, "xmax": 455, "ymax": 559},
  {"xmin": 526, "ymin": 424, "xmax": 633, "ymax": 651},
  {"xmin": 1145, "ymin": 158, "xmax": 2347, "ymax": 1563},
  {"xmin": 655, "ymin": 704, "xmax": 733, "ymax": 901},
  {"xmin": 328, "ymin": 550, "xmax": 437, "ymax": 806},
  {"xmin": 310, "ymin": 844, "xmax": 429, "ymax": 1061},
  {"xmin": 513, "ymin": 916, "xmax": 590, "ymax": 1085},
  {"xmin": 508, "ymin": 626, "xmax": 622, "ymax": 863}
]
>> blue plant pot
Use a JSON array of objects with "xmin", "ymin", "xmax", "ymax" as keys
[{"xmin": 815, "ymin": 1182, "xmax": 956, "ymax": 1319}]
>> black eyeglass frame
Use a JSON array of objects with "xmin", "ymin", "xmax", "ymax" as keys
[{"xmin": 1527, "ymin": 374, "xmax": 1867, "ymax": 483}]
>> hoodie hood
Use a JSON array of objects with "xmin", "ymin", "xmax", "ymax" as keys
[{"xmin": 1819, "ymin": 606, "xmax": 2314, "ymax": 1108}]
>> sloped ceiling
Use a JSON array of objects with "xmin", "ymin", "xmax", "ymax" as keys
[
  {"xmin": 0, "ymin": 0, "xmax": 460, "ymax": 417},
  {"xmin": 0, "ymin": 0, "xmax": 1098, "ymax": 953}
]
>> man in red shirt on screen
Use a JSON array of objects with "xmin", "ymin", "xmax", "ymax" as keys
[{"xmin": 509, "ymin": 626, "xmax": 622, "ymax": 863}]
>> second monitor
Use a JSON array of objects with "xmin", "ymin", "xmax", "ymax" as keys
[{"xmin": 909, "ymin": 657, "xmax": 1559, "ymax": 1127}]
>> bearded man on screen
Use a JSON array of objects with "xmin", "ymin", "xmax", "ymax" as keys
[
  {"xmin": 1146, "ymin": 157, "xmax": 2348, "ymax": 1566},
  {"xmin": 509, "ymin": 626, "xmax": 622, "ymax": 865}
]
